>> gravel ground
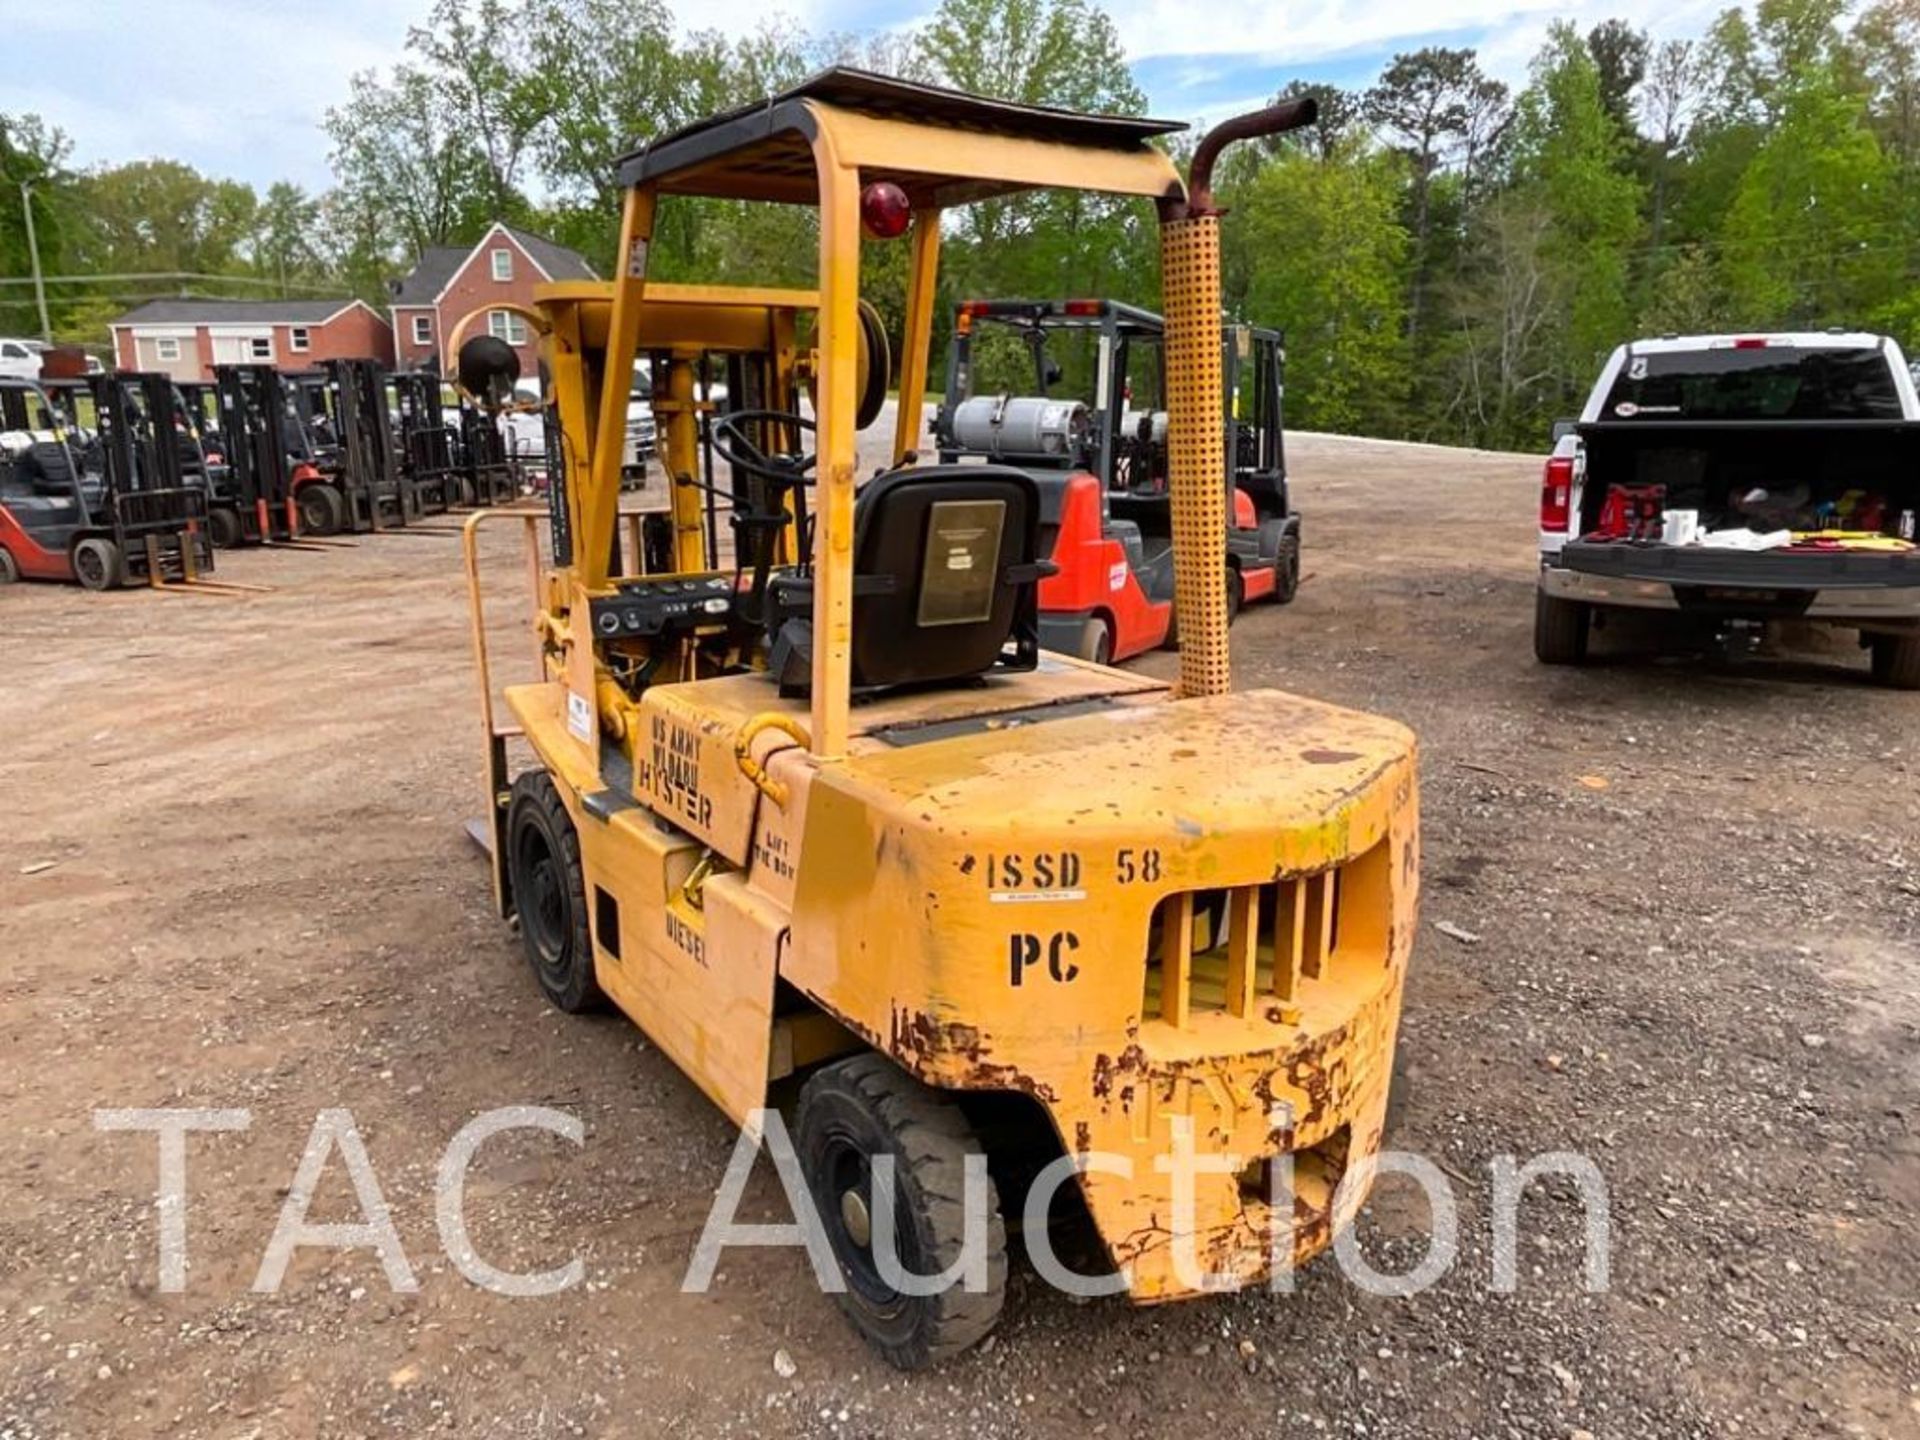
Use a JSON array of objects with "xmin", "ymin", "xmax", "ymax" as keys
[{"xmin": 0, "ymin": 428, "xmax": 1915, "ymax": 1439}]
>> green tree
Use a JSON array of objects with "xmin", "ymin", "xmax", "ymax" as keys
[
  {"xmin": 1507, "ymin": 23, "xmax": 1644, "ymax": 398},
  {"xmin": 250, "ymin": 182, "xmax": 323, "ymax": 294},
  {"xmin": 1587, "ymin": 20, "xmax": 1651, "ymax": 133},
  {"xmin": 324, "ymin": 65, "xmax": 500, "ymax": 259},
  {"xmin": 70, "ymin": 160, "xmax": 260, "ymax": 277},
  {"xmin": 1719, "ymin": 63, "xmax": 1898, "ymax": 323},
  {"xmin": 919, "ymin": 0, "xmax": 1157, "ymax": 374},
  {"xmin": 1230, "ymin": 144, "xmax": 1410, "ymax": 433},
  {"xmin": 0, "ymin": 114, "xmax": 75, "ymax": 338}
]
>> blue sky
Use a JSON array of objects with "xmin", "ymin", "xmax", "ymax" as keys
[{"xmin": 11, "ymin": 0, "xmax": 1730, "ymax": 195}]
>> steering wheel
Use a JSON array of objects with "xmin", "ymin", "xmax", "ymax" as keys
[{"xmin": 710, "ymin": 409, "xmax": 816, "ymax": 487}]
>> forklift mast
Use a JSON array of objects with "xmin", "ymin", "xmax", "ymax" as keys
[{"xmin": 212, "ymin": 364, "xmax": 308, "ymax": 529}]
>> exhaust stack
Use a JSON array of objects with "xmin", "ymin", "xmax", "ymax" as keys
[{"xmin": 1160, "ymin": 96, "xmax": 1318, "ymax": 699}]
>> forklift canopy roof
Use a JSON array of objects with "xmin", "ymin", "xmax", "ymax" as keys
[{"xmin": 613, "ymin": 67, "xmax": 1188, "ymax": 208}]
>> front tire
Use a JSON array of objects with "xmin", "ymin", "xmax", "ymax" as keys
[
  {"xmin": 208, "ymin": 505, "xmax": 244, "ymax": 549},
  {"xmin": 1224, "ymin": 565, "xmax": 1244, "ymax": 623},
  {"xmin": 795, "ymin": 1055, "xmax": 1007, "ymax": 1370},
  {"xmin": 1534, "ymin": 588, "xmax": 1591, "ymax": 665},
  {"xmin": 0, "ymin": 546, "xmax": 18, "ymax": 584},
  {"xmin": 1870, "ymin": 633, "xmax": 1920, "ymax": 690},
  {"xmin": 71, "ymin": 537, "xmax": 123, "ymax": 591},
  {"xmin": 296, "ymin": 482, "xmax": 347, "ymax": 536},
  {"xmin": 505, "ymin": 771, "xmax": 602, "ymax": 1012}
]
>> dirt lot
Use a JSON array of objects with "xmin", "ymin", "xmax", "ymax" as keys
[{"xmin": 2, "ymin": 430, "xmax": 1916, "ymax": 1439}]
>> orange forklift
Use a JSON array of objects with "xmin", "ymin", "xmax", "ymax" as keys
[{"xmin": 939, "ymin": 298, "xmax": 1299, "ymax": 662}]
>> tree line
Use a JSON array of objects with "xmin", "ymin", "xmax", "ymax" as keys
[{"xmin": 4, "ymin": 0, "xmax": 1919, "ymax": 451}]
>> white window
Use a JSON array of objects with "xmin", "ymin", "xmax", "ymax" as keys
[
  {"xmin": 491, "ymin": 247, "xmax": 514, "ymax": 282},
  {"xmin": 155, "ymin": 337, "xmax": 181, "ymax": 362},
  {"xmin": 488, "ymin": 309, "xmax": 527, "ymax": 346},
  {"xmin": 249, "ymin": 336, "xmax": 273, "ymax": 360},
  {"xmin": 412, "ymin": 314, "xmax": 433, "ymax": 345},
  {"xmin": 289, "ymin": 327, "xmax": 310, "ymax": 353}
]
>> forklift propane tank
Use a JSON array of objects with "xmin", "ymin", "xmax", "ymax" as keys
[{"xmin": 949, "ymin": 394, "xmax": 1089, "ymax": 461}]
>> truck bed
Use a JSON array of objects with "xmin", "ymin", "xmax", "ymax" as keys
[{"xmin": 1575, "ymin": 418, "xmax": 1920, "ymax": 538}]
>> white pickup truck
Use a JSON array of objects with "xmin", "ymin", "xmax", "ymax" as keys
[{"xmin": 1536, "ymin": 331, "xmax": 1920, "ymax": 688}]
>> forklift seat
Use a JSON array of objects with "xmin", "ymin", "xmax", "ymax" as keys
[{"xmin": 767, "ymin": 465, "xmax": 1049, "ymax": 695}]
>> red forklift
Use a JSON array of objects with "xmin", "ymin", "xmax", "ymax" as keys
[
  {"xmin": 938, "ymin": 298, "xmax": 1298, "ymax": 663},
  {"xmin": 0, "ymin": 374, "xmax": 218, "ymax": 589},
  {"xmin": 206, "ymin": 364, "xmax": 349, "ymax": 544}
]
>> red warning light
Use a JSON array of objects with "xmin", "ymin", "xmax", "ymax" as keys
[{"xmin": 860, "ymin": 181, "xmax": 911, "ymax": 239}]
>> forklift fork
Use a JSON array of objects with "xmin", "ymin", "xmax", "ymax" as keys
[{"xmin": 141, "ymin": 532, "xmax": 271, "ymax": 596}]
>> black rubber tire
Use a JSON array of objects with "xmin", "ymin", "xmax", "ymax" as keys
[
  {"xmin": 1079, "ymin": 616, "xmax": 1113, "ymax": 666},
  {"xmin": 1870, "ymin": 633, "xmax": 1920, "ymax": 690},
  {"xmin": 1272, "ymin": 535, "xmax": 1300, "ymax": 605},
  {"xmin": 296, "ymin": 482, "xmax": 347, "ymax": 536},
  {"xmin": 0, "ymin": 547, "xmax": 18, "ymax": 584},
  {"xmin": 71, "ymin": 537, "xmax": 123, "ymax": 592},
  {"xmin": 505, "ymin": 770, "xmax": 603, "ymax": 1013},
  {"xmin": 795, "ymin": 1055, "xmax": 1007, "ymax": 1370},
  {"xmin": 207, "ymin": 506, "xmax": 244, "ymax": 549},
  {"xmin": 1224, "ymin": 565, "xmax": 1244, "ymax": 624},
  {"xmin": 1534, "ymin": 589, "xmax": 1591, "ymax": 665}
]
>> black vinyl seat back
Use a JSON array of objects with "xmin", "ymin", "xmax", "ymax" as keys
[
  {"xmin": 1029, "ymin": 470, "xmax": 1072, "ymax": 563},
  {"xmin": 768, "ymin": 464, "xmax": 1048, "ymax": 695}
]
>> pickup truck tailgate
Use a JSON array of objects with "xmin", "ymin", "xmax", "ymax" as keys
[{"xmin": 1561, "ymin": 541, "xmax": 1920, "ymax": 591}]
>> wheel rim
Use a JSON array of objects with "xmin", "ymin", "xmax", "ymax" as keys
[
  {"xmin": 75, "ymin": 545, "xmax": 106, "ymax": 587},
  {"xmin": 514, "ymin": 825, "xmax": 570, "ymax": 980},
  {"xmin": 298, "ymin": 490, "xmax": 329, "ymax": 530},
  {"xmin": 817, "ymin": 1127, "xmax": 918, "ymax": 1310}
]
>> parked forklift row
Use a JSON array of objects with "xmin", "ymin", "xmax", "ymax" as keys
[{"xmin": 0, "ymin": 357, "xmax": 528, "ymax": 589}]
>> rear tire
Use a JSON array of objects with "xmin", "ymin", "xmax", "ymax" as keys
[
  {"xmin": 0, "ymin": 547, "xmax": 18, "ymax": 584},
  {"xmin": 1272, "ymin": 535, "xmax": 1300, "ymax": 605},
  {"xmin": 505, "ymin": 771, "xmax": 603, "ymax": 1013},
  {"xmin": 795, "ymin": 1055, "xmax": 1007, "ymax": 1370},
  {"xmin": 1534, "ymin": 589, "xmax": 1591, "ymax": 665},
  {"xmin": 1079, "ymin": 616, "xmax": 1113, "ymax": 667},
  {"xmin": 296, "ymin": 482, "xmax": 347, "ymax": 536},
  {"xmin": 1870, "ymin": 633, "xmax": 1920, "ymax": 690},
  {"xmin": 71, "ymin": 537, "xmax": 123, "ymax": 592},
  {"xmin": 208, "ymin": 505, "xmax": 244, "ymax": 549}
]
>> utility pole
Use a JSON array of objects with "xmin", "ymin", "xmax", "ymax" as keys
[{"xmin": 19, "ymin": 182, "xmax": 52, "ymax": 342}]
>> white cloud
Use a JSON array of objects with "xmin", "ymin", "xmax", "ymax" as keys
[
  {"xmin": 14, "ymin": 0, "xmax": 428, "ymax": 189},
  {"xmin": 1106, "ymin": 0, "xmax": 1727, "ymax": 70}
]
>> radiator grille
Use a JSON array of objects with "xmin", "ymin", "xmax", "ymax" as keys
[{"xmin": 1142, "ymin": 839, "xmax": 1390, "ymax": 1026}]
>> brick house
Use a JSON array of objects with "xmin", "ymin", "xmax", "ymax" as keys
[
  {"xmin": 109, "ymin": 298, "xmax": 394, "ymax": 382},
  {"xmin": 388, "ymin": 222, "xmax": 598, "ymax": 378}
]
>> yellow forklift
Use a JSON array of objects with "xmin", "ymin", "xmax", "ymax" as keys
[{"xmin": 463, "ymin": 70, "xmax": 1419, "ymax": 1368}]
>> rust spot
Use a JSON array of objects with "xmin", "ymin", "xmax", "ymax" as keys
[
  {"xmin": 887, "ymin": 1006, "xmax": 1058, "ymax": 1104},
  {"xmin": 1091, "ymin": 1044, "xmax": 1148, "ymax": 1102},
  {"xmin": 1074, "ymin": 1120, "xmax": 1092, "ymax": 1155},
  {"xmin": 1301, "ymin": 748, "xmax": 1361, "ymax": 765},
  {"xmin": 958, "ymin": 854, "xmax": 977, "ymax": 875}
]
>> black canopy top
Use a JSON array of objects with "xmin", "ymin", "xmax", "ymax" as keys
[{"xmin": 614, "ymin": 67, "xmax": 1186, "ymax": 199}]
